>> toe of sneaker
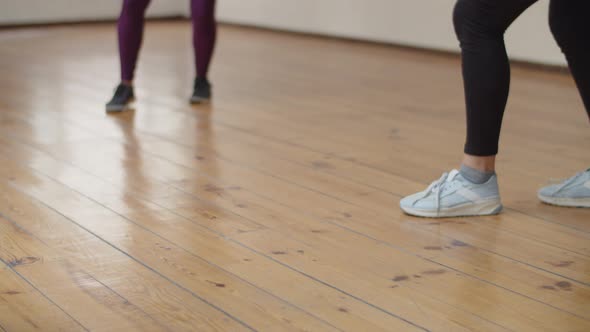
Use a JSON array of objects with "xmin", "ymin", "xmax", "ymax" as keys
[
  {"xmin": 400, "ymin": 192, "xmax": 426, "ymax": 209},
  {"xmin": 538, "ymin": 184, "xmax": 560, "ymax": 197}
]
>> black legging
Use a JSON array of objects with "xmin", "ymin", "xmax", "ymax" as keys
[{"xmin": 453, "ymin": 0, "xmax": 590, "ymax": 156}]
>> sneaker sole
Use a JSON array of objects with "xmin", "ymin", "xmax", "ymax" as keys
[
  {"xmin": 401, "ymin": 200, "xmax": 503, "ymax": 218},
  {"xmin": 537, "ymin": 194, "xmax": 590, "ymax": 208},
  {"xmin": 106, "ymin": 98, "xmax": 135, "ymax": 113},
  {"xmin": 189, "ymin": 96, "xmax": 210, "ymax": 104}
]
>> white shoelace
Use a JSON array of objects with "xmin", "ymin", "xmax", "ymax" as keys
[{"xmin": 413, "ymin": 170, "xmax": 460, "ymax": 212}]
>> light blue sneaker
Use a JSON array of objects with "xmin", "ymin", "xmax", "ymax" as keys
[
  {"xmin": 400, "ymin": 169, "xmax": 503, "ymax": 218},
  {"xmin": 538, "ymin": 169, "xmax": 590, "ymax": 208}
]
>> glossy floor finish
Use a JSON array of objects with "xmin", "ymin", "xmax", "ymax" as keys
[{"xmin": 0, "ymin": 21, "xmax": 589, "ymax": 332}]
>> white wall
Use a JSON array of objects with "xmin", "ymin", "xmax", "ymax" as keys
[
  {"xmin": 0, "ymin": 0, "xmax": 565, "ymax": 66},
  {"xmin": 0, "ymin": 0, "xmax": 186, "ymax": 24},
  {"xmin": 216, "ymin": 0, "xmax": 565, "ymax": 66}
]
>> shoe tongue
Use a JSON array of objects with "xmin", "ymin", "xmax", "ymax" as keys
[
  {"xmin": 115, "ymin": 87, "xmax": 125, "ymax": 97},
  {"xmin": 195, "ymin": 77, "xmax": 208, "ymax": 86},
  {"xmin": 116, "ymin": 84, "xmax": 130, "ymax": 94},
  {"xmin": 447, "ymin": 169, "xmax": 460, "ymax": 181}
]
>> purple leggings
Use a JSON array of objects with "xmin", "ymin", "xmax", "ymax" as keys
[{"xmin": 118, "ymin": 0, "xmax": 216, "ymax": 81}]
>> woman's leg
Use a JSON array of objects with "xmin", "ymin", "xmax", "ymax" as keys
[
  {"xmin": 549, "ymin": 0, "xmax": 590, "ymax": 120},
  {"xmin": 537, "ymin": 0, "xmax": 590, "ymax": 208},
  {"xmin": 118, "ymin": 0, "xmax": 151, "ymax": 83},
  {"xmin": 400, "ymin": 0, "xmax": 540, "ymax": 217},
  {"xmin": 191, "ymin": 0, "xmax": 217, "ymax": 79},
  {"xmin": 454, "ymin": 0, "xmax": 538, "ymax": 161},
  {"xmin": 106, "ymin": 0, "xmax": 150, "ymax": 112}
]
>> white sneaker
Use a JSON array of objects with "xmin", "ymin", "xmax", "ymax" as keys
[
  {"xmin": 538, "ymin": 169, "xmax": 590, "ymax": 208},
  {"xmin": 400, "ymin": 170, "xmax": 503, "ymax": 218}
]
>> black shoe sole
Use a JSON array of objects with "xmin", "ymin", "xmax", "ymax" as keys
[
  {"xmin": 106, "ymin": 98, "xmax": 135, "ymax": 113},
  {"xmin": 189, "ymin": 96, "xmax": 210, "ymax": 104}
]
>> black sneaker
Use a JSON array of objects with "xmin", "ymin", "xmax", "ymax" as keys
[
  {"xmin": 190, "ymin": 77, "xmax": 211, "ymax": 104},
  {"xmin": 106, "ymin": 84, "xmax": 134, "ymax": 112}
]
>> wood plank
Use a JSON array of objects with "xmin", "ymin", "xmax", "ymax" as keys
[
  {"xmin": 1, "ymin": 113, "xmax": 589, "ymax": 331},
  {"xmin": 2, "ymin": 69, "xmax": 587, "ymax": 233},
  {"xmin": 0, "ymin": 158, "xmax": 379, "ymax": 332},
  {"xmin": 0, "ymin": 217, "xmax": 193, "ymax": 332},
  {"xmin": 2, "ymin": 84, "xmax": 587, "ymax": 237},
  {"xmin": 0, "ymin": 262, "xmax": 86, "ymax": 331},
  {"xmin": 19, "ymin": 124, "xmax": 585, "ymax": 285},
  {"xmin": 0, "ymin": 199, "xmax": 251, "ymax": 331},
  {"xmin": 0, "ymin": 22, "xmax": 588, "ymax": 331},
  {"xmin": 0, "ymin": 133, "xmax": 486, "ymax": 330},
  {"xmin": 0, "ymin": 139, "xmax": 425, "ymax": 331}
]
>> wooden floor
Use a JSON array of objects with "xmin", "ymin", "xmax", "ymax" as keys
[{"xmin": 0, "ymin": 21, "xmax": 589, "ymax": 332}]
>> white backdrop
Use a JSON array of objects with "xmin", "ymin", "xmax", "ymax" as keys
[
  {"xmin": 0, "ymin": 0, "xmax": 187, "ymax": 24},
  {"xmin": 0, "ymin": 0, "xmax": 565, "ymax": 66}
]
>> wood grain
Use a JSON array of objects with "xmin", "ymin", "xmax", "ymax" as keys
[{"xmin": 0, "ymin": 21, "xmax": 588, "ymax": 331}]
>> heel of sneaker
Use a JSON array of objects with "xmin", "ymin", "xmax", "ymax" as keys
[{"xmin": 443, "ymin": 199, "xmax": 502, "ymax": 217}]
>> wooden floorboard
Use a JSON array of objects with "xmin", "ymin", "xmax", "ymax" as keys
[
  {"xmin": 0, "ymin": 260, "xmax": 86, "ymax": 332},
  {"xmin": 0, "ymin": 21, "xmax": 588, "ymax": 331},
  {"xmin": 0, "ymin": 179, "xmax": 252, "ymax": 331}
]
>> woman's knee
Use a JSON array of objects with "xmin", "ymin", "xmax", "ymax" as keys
[
  {"xmin": 453, "ymin": 0, "xmax": 514, "ymax": 46},
  {"xmin": 453, "ymin": 0, "xmax": 494, "ymax": 44},
  {"xmin": 452, "ymin": 0, "xmax": 471, "ymax": 41},
  {"xmin": 549, "ymin": 1, "xmax": 590, "ymax": 53}
]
